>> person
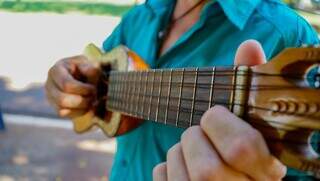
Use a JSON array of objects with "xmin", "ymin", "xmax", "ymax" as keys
[{"xmin": 45, "ymin": 0, "xmax": 320, "ymax": 180}]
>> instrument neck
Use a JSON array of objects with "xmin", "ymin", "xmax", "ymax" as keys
[{"xmin": 105, "ymin": 66, "xmax": 250, "ymax": 128}]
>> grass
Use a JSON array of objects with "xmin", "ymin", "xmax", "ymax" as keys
[{"xmin": 0, "ymin": 1, "xmax": 133, "ymax": 16}]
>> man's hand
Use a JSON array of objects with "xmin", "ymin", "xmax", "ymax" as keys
[
  {"xmin": 153, "ymin": 40, "xmax": 287, "ymax": 181},
  {"xmin": 45, "ymin": 55, "xmax": 100, "ymax": 119}
]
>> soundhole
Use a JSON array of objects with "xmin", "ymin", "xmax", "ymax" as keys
[{"xmin": 94, "ymin": 63, "xmax": 111, "ymax": 119}]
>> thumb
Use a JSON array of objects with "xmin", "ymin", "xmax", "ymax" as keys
[{"xmin": 234, "ymin": 40, "xmax": 267, "ymax": 66}]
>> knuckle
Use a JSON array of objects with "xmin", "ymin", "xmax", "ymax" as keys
[
  {"xmin": 181, "ymin": 126, "xmax": 201, "ymax": 143},
  {"xmin": 192, "ymin": 166, "xmax": 222, "ymax": 181},
  {"xmin": 224, "ymin": 130, "xmax": 262, "ymax": 167},
  {"xmin": 57, "ymin": 94, "xmax": 67, "ymax": 107},
  {"xmin": 153, "ymin": 163, "xmax": 166, "ymax": 176},
  {"xmin": 200, "ymin": 106, "xmax": 224, "ymax": 128},
  {"xmin": 61, "ymin": 80, "xmax": 72, "ymax": 92},
  {"xmin": 167, "ymin": 143, "xmax": 181, "ymax": 160}
]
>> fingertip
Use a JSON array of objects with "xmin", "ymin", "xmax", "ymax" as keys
[
  {"xmin": 235, "ymin": 39, "xmax": 266, "ymax": 66},
  {"xmin": 267, "ymin": 157, "xmax": 287, "ymax": 180}
]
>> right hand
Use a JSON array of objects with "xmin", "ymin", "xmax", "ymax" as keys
[{"xmin": 45, "ymin": 55, "xmax": 100, "ymax": 119}]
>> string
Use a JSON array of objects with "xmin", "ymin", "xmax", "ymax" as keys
[
  {"xmin": 106, "ymin": 89, "xmax": 320, "ymax": 120},
  {"xmin": 107, "ymin": 80, "xmax": 305, "ymax": 91},
  {"xmin": 104, "ymin": 71, "xmax": 320, "ymax": 84},
  {"xmin": 107, "ymin": 69, "xmax": 320, "ymax": 80},
  {"xmin": 106, "ymin": 95, "xmax": 320, "ymax": 144}
]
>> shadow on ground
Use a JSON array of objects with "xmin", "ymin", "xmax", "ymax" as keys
[
  {"xmin": 0, "ymin": 122, "xmax": 114, "ymax": 181},
  {"xmin": 0, "ymin": 76, "xmax": 57, "ymax": 117},
  {"xmin": 0, "ymin": 76, "xmax": 115, "ymax": 180}
]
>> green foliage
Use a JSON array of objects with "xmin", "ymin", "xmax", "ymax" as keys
[{"xmin": 0, "ymin": 1, "xmax": 132, "ymax": 16}]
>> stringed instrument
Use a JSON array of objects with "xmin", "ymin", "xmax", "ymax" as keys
[{"xmin": 73, "ymin": 43, "xmax": 320, "ymax": 177}]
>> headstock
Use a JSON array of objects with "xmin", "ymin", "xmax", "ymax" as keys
[{"xmin": 248, "ymin": 45, "xmax": 320, "ymax": 177}]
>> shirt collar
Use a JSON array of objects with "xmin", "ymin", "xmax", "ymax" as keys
[
  {"xmin": 146, "ymin": 0, "xmax": 261, "ymax": 30},
  {"xmin": 216, "ymin": 0, "xmax": 261, "ymax": 30}
]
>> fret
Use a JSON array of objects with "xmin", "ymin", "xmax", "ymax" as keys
[
  {"xmin": 125, "ymin": 72, "xmax": 132, "ymax": 113},
  {"xmin": 115, "ymin": 72, "xmax": 120, "ymax": 109},
  {"xmin": 141, "ymin": 71, "xmax": 148, "ymax": 118},
  {"xmin": 176, "ymin": 68, "xmax": 185, "ymax": 127},
  {"xmin": 231, "ymin": 66, "xmax": 249, "ymax": 116},
  {"xmin": 120, "ymin": 72, "xmax": 125, "ymax": 111},
  {"xmin": 165, "ymin": 69, "xmax": 173, "ymax": 124},
  {"xmin": 132, "ymin": 72, "xmax": 138, "ymax": 116},
  {"xmin": 178, "ymin": 68, "xmax": 197, "ymax": 128},
  {"xmin": 111, "ymin": 72, "xmax": 117, "ymax": 108},
  {"xmin": 209, "ymin": 67, "xmax": 215, "ymax": 109},
  {"xmin": 229, "ymin": 66, "xmax": 237, "ymax": 112},
  {"xmin": 148, "ymin": 69, "xmax": 155, "ymax": 120},
  {"xmin": 155, "ymin": 69, "xmax": 163, "ymax": 122},
  {"xmin": 105, "ymin": 66, "xmax": 235, "ymax": 129},
  {"xmin": 189, "ymin": 68, "xmax": 198, "ymax": 126},
  {"xmin": 213, "ymin": 67, "xmax": 234, "ymax": 109},
  {"xmin": 192, "ymin": 67, "xmax": 215, "ymax": 125},
  {"xmin": 136, "ymin": 71, "xmax": 142, "ymax": 117}
]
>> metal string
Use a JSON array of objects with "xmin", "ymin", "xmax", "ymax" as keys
[{"xmin": 106, "ymin": 89, "xmax": 320, "ymax": 121}]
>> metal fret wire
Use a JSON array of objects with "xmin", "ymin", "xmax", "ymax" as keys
[
  {"xmin": 135, "ymin": 71, "xmax": 142, "ymax": 116},
  {"xmin": 156, "ymin": 70, "xmax": 163, "ymax": 122},
  {"xmin": 108, "ymin": 69, "xmax": 318, "ymax": 80},
  {"xmin": 107, "ymin": 93, "xmax": 318, "ymax": 133},
  {"xmin": 107, "ymin": 90, "xmax": 320, "ymax": 134},
  {"xmin": 124, "ymin": 72, "xmax": 130, "ymax": 111},
  {"xmin": 107, "ymin": 83, "xmax": 319, "ymax": 120},
  {"xmin": 165, "ymin": 69, "xmax": 173, "ymax": 124},
  {"xmin": 189, "ymin": 68, "xmax": 198, "ymax": 127},
  {"xmin": 141, "ymin": 71, "xmax": 148, "ymax": 117},
  {"xmin": 148, "ymin": 69, "xmax": 155, "ymax": 120},
  {"xmin": 131, "ymin": 72, "xmax": 136, "ymax": 113},
  {"xmin": 176, "ymin": 68, "xmax": 185, "ymax": 126},
  {"xmin": 208, "ymin": 67, "xmax": 215, "ymax": 109}
]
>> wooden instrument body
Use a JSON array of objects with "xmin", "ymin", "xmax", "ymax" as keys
[
  {"xmin": 72, "ymin": 44, "xmax": 320, "ymax": 177},
  {"xmin": 72, "ymin": 44, "xmax": 146, "ymax": 137}
]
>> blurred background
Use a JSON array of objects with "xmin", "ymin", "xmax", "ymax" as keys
[{"xmin": 0, "ymin": 0, "xmax": 319, "ymax": 181}]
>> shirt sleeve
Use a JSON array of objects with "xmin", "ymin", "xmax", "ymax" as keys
[
  {"xmin": 286, "ymin": 16, "xmax": 320, "ymax": 47},
  {"xmin": 102, "ymin": 22, "xmax": 125, "ymax": 52}
]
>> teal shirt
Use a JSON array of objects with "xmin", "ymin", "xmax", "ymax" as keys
[{"xmin": 102, "ymin": 0, "xmax": 320, "ymax": 180}]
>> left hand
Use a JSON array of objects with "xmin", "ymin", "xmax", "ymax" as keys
[{"xmin": 152, "ymin": 40, "xmax": 287, "ymax": 181}]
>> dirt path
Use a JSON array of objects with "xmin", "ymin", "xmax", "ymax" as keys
[{"xmin": 0, "ymin": 114, "xmax": 115, "ymax": 181}]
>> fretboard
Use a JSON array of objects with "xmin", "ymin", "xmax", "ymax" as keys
[{"xmin": 105, "ymin": 66, "xmax": 249, "ymax": 129}]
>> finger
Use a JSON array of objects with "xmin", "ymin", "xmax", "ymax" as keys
[
  {"xmin": 78, "ymin": 63, "xmax": 101, "ymax": 85},
  {"xmin": 49, "ymin": 60, "xmax": 95, "ymax": 96},
  {"xmin": 46, "ymin": 90, "xmax": 88, "ymax": 119},
  {"xmin": 166, "ymin": 143, "xmax": 190, "ymax": 181},
  {"xmin": 181, "ymin": 126, "xmax": 250, "ymax": 181},
  {"xmin": 58, "ymin": 108, "xmax": 88, "ymax": 118},
  {"xmin": 234, "ymin": 39, "xmax": 266, "ymax": 66},
  {"xmin": 153, "ymin": 163, "xmax": 168, "ymax": 181},
  {"xmin": 200, "ymin": 106, "xmax": 286, "ymax": 180},
  {"xmin": 46, "ymin": 77, "xmax": 93, "ymax": 109}
]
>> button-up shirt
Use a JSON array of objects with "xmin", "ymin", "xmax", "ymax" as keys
[{"xmin": 102, "ymin": 0, "xmax": 320, "ymax": 180}]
